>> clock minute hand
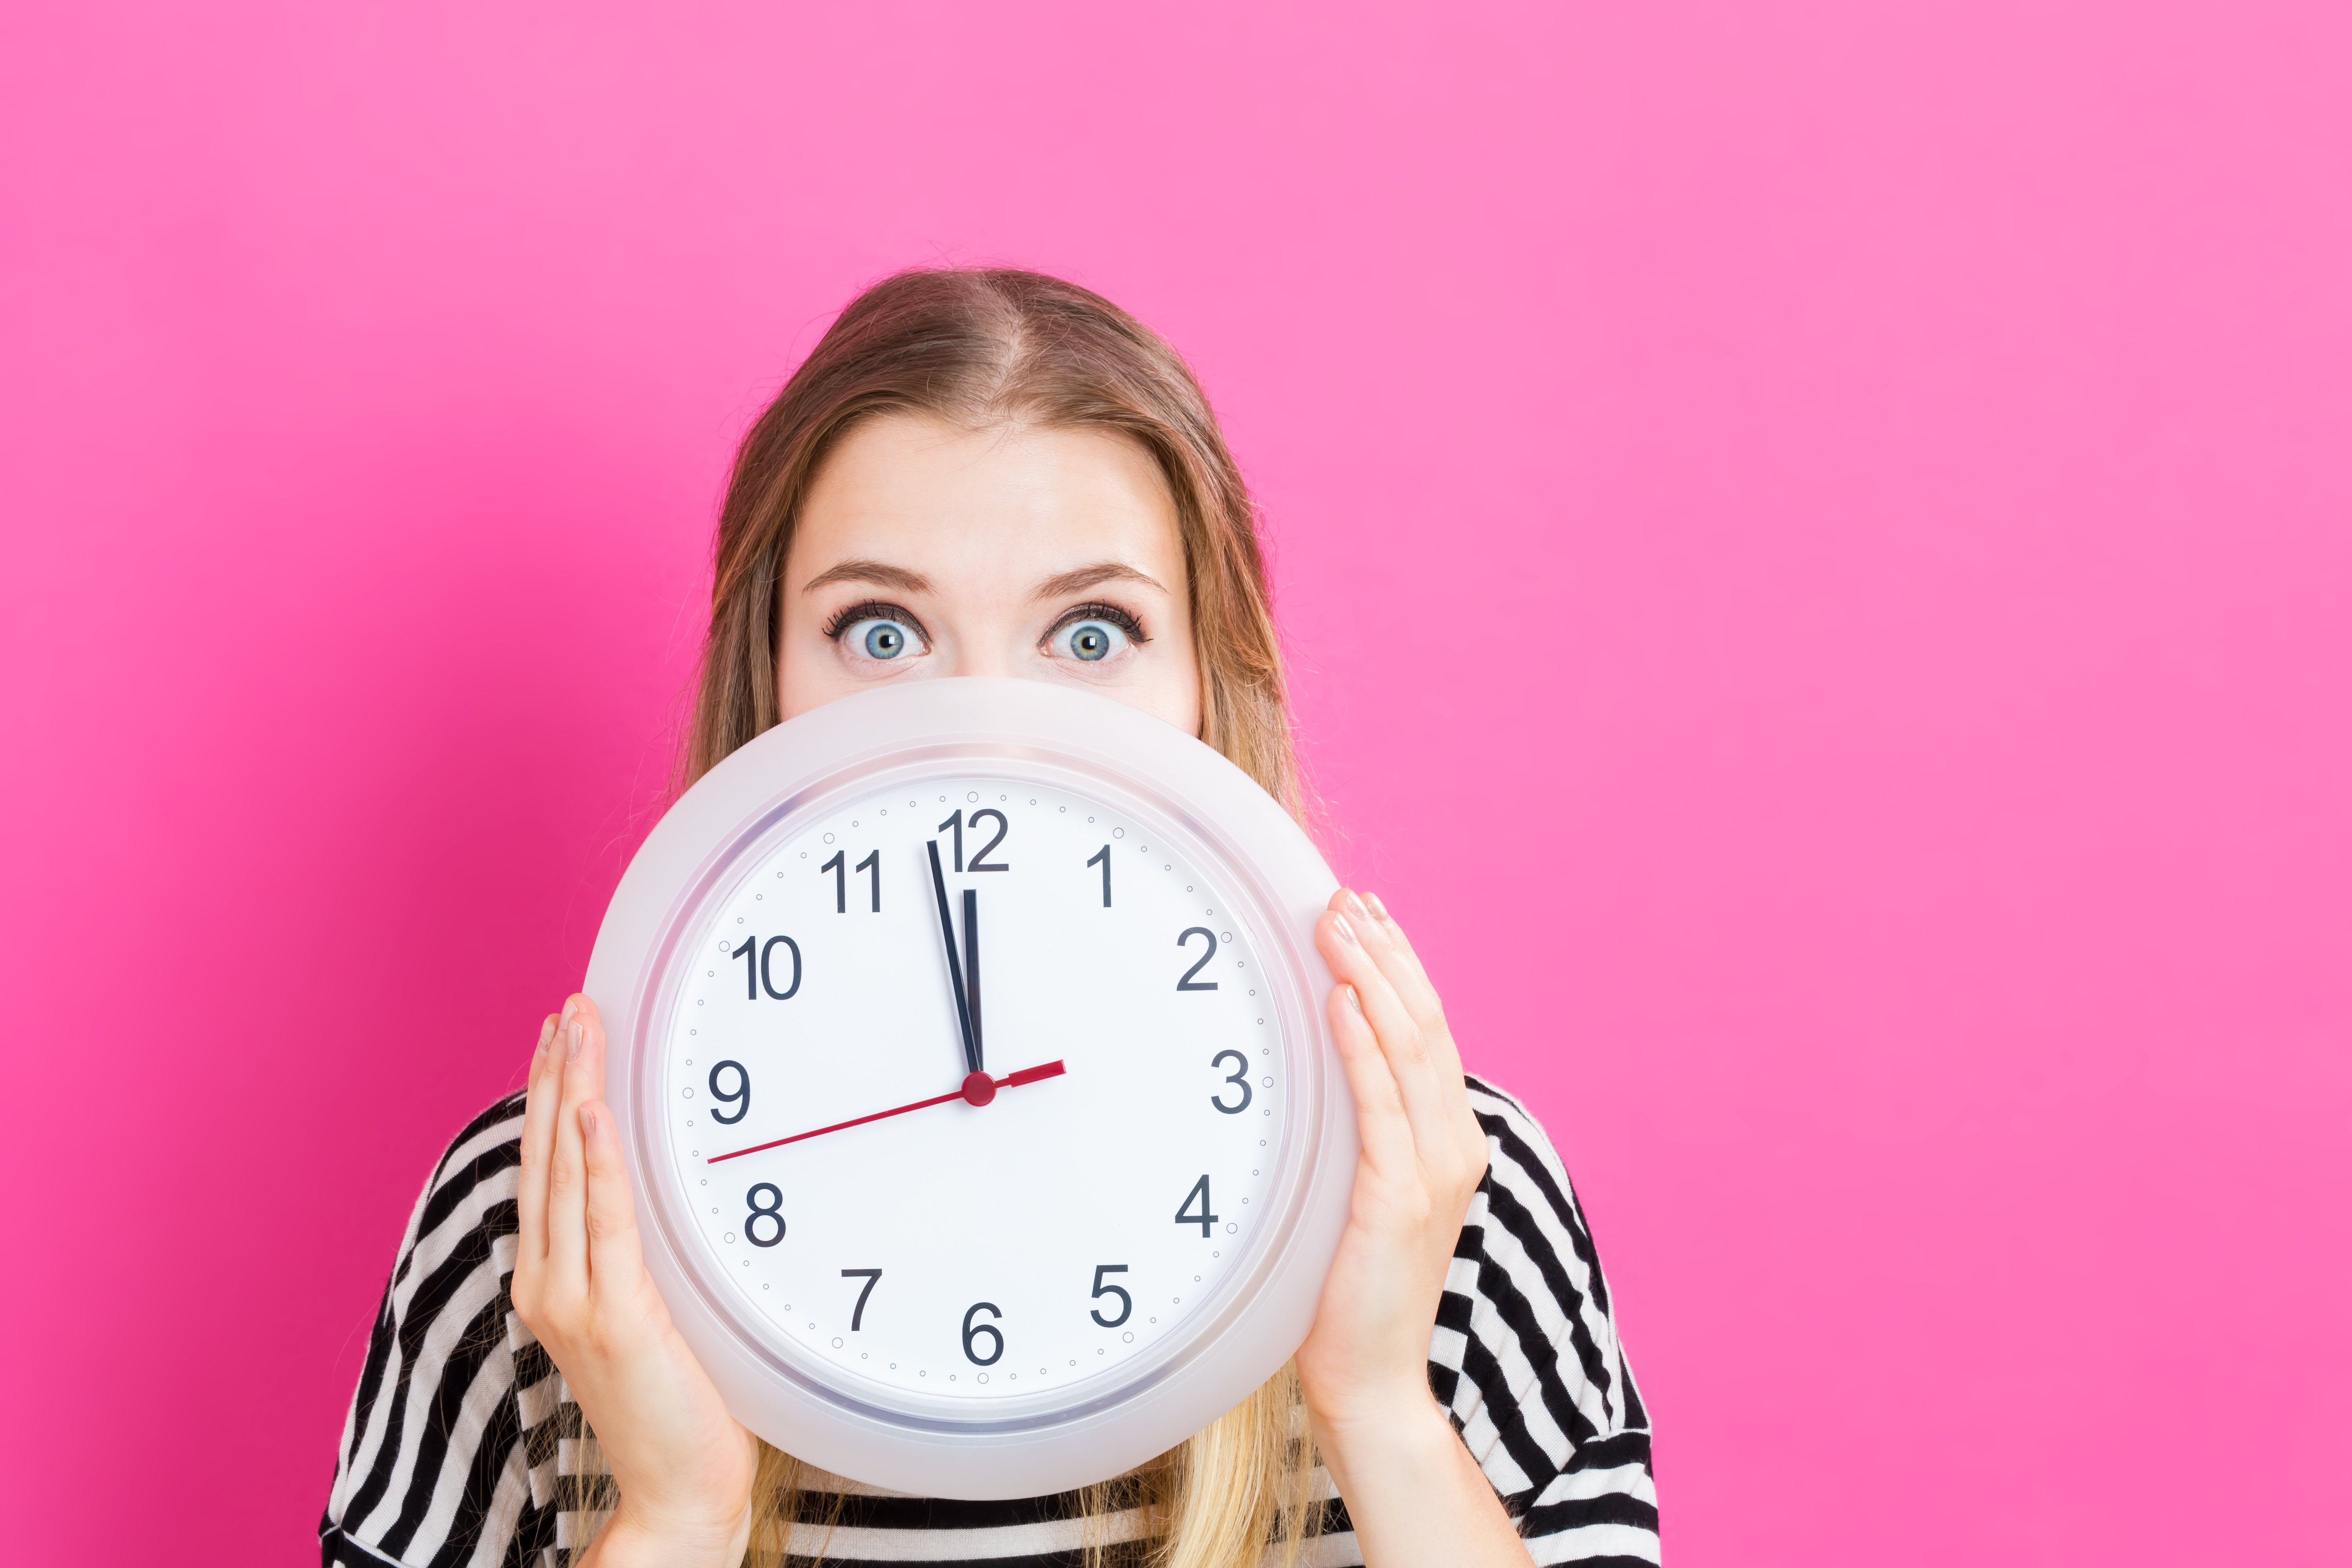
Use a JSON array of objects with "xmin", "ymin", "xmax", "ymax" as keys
[
  {"xmin": 703, "ymin": 1060, "xmax": 1068, "ymax": 1165},
  {"xmin": 926, "ymin": 839, "xmax": 980, "ymax": 1078}
]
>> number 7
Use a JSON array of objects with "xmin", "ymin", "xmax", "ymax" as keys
[{"xmin": 842, "ymin": 1268, "xmax": 882, "ymax": 1331}]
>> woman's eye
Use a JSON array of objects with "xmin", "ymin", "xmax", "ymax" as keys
[
  {"xmin": 842, "ymin": 618, "xmax": 921, "ymax": 661},
  {"xmin": 1058, "ymin": 619, "xmax": 1131, "ymax": 663}
]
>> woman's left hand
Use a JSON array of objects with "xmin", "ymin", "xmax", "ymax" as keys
[
  {"xmin": 1296, "ymin": 889, "xmax": 1490, "ymax": 1443},
  {"xmin": 1297, "ymin": 891, "xmax": 1533, "ymax": 1567}
]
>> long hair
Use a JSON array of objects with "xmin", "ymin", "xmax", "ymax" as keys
[
  {"xmin": 686, "ymin": 265, "xmax": 1295, "ymax": 811},
  {"xmin": 688, "ymin": 267, "xmax": 1318, "ymax": 1567}
]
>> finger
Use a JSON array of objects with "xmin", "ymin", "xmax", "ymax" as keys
[
  {"xmin": 546, "ymin": 994, "xmax": 604, "ymax": 1294},
  {"xmin": 1345, "ymin": 891, "xmax": 1475, "ymax": 1121},
  {"xmin": 515, "ymin": 1013, "xmax": 562, "ymax": 1270},
  {"xmin": 1317, "ymin": 909, "xmax": 1458, "ymax": 1155},
  {"xmin": 1353, "ymin": 891, "xmax": 1441, "ymax": 1018},
  {"xmin": 1335, "ymin": 889, "xmax": 1449, "ymax": 1049},
  {"xmin": 577, "ymin": 1099, "xmax": 647, "ymax": 1294},
  {"xmin": 1327, "ymin": 980, "xmax": 1416, "ymax": 1172}
]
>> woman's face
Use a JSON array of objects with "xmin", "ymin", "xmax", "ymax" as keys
[{"xmin": 779, "ymin": 413, "xmax": 1203, "ymax": 733}]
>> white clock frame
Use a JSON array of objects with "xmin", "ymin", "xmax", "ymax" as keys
[{"xmin": 585, "ymin": 678, "xmax": 1358, "ymax": 1499}]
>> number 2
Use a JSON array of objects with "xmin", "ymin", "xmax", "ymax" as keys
[{"xmin": 1175, "ymin": 927, "xmax": 1219, "ymax": 990}]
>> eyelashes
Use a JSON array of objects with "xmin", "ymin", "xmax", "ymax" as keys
[
  {"xmin": 817, "ymin": 598, "xmax": 1151, "ymax": 664},
  {"xmin": 822, "ymin": 600, "xmax": 930, "ymax": 644},
  {"xmin": 1045, "ymin": 601, "xmax": 1149, "ymax": 645}
]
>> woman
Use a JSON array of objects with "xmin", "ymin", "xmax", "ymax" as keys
[{"xmin": 321, "ymin": 268, "xmax": 1658, "ymax": 1568}]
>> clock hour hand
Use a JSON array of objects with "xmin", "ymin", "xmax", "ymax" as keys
[
  {"xmin": 964, "ymin": 885, "xmax": 982, "ymax": 1073},
  {"xmin": 926, "ymin": 840, "xmax": 981, "ymax": 1078}
]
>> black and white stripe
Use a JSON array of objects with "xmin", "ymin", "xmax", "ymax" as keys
[{"xmin": 321, "ymin": 1079, "xmax": 1658, "ymax": 1567}]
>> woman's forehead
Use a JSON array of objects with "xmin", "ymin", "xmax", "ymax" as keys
[{"xmin": 791, "ymin": 415, "xmax": 1184, "ymax": 597}]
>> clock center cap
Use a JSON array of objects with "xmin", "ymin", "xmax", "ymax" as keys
[{"xmin": 960, "ymin": 1071, "xmax": 997, "ymax": 1107}]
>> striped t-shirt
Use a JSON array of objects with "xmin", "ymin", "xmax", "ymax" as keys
[{"xmin": 321, "ymin": 1078, "xmax": 1659, "ymax": 1567}]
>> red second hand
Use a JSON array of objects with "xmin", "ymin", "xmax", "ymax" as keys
[{"xmin": 704, "ymin": 1060, "xmax": 1067, "ymax": 1165}]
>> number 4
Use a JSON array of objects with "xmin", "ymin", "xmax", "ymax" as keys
[{"xmin": 1175, "ymin": 1174, "xmax": 1218, "ymax": 1238}]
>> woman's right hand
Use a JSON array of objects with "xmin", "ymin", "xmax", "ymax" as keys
[{"xmin": 513, "ymin": 995, "xmax": 760, "ymax": 1568}]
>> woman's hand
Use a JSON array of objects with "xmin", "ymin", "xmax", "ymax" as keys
[
  {"xmin": 512, "ymin": 996, "xmax": 760, "ymax": 1568},
  {"xmin": 1300, "ymin": 892, "xmax": 1531, "ymax": 1568}
]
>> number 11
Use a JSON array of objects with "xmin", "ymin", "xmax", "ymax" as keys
[{"xmin": 822, "ymin": 849, "xmax": 881, "ymax": 912}]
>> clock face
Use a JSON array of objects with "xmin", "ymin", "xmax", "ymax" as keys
[
  {"xmin": 646, "ymin": 770, "xmax": 1295, "ymax": 1412},
  {"xmin": 597, "ymin": 678, "xmax": 1352, "ymax": 1496}
]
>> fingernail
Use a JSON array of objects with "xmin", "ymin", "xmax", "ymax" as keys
[
  {"xmin": 1332, "ymin": 912, "xmax": 1359, "ymax": 946},
  {"xmin": 579, "ymin": 1104, "xmax": 597, "ymax": 1136},
  {"xmin": 535, "ymin": 1016, "xmax": 557, "ymax": 1054},
  {"xmin": 566, "ymin": 1020, "xmax": 585, "ymax": 1062},
  {"xmin": 1341, "ymin": 983, "xmax": 1362, "ymax": 1013},
  {"xmin": 1365, "ymin": 891, "xmax": 1391, "ymax": 923},
  {"xmin": 1341, "ymin": 889, "xmax": 1371, "ymax": 922}
]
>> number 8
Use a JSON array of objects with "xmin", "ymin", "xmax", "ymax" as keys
[{"xmin": 744, "ymin": 1183, "xmax": 785, "ymax": 1247}]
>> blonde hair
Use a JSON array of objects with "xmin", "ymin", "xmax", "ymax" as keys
[
  {"xmin": 689, "ymin": 267, "xmax": 1319, "ymax": 1566},
  {"xmin": 687, "ymin": 265, "xmax": 1295, "ymax": 811}
]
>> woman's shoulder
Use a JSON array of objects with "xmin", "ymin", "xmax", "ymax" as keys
[
  {"xmin": 1438, "ymin": 1075, "xmax": 1657, "ymax": 1557},
  {"xmin": 425, "ymin": 1088, "xmax": 531, "ymax": 1192},
  {"xmin": 1460, "ymin": 1076, "xmax": 1590, "ymax": 1231},
  {"xmin": 1444, "ymin": 1076, "xmax": 1650, "ymax": 1423},
  {"xmin": 323, "ymin": 1090, "xmax": 550, "ymax": 1568}
]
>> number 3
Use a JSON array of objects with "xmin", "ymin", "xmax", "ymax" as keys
[{"xmin": 1209, "ymin": 1050, "xmax": 1251, "ymax": 1114}]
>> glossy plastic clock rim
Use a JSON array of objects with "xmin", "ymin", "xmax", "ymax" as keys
[
  {"xmin": 637, "ymin": 752, "xmax": 1315, "ymax": 1432},
  {"xmin": 584, "ymin": 679, "xmax": 1357, "ymax": 1499}
]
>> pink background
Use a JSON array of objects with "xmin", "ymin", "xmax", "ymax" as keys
[{"xmin": 4, "ymin": 3, "xmax": 2347, "ymax": 1563}]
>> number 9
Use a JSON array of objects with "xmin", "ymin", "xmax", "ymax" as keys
[{"xmin": 709, "ymin": 1060, "xmax": 751, "ymax": 1125}]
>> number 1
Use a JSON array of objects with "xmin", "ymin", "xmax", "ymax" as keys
[{"xmin": 1088, "ymin": 844, "xmax": 1111, "ymax": 906}]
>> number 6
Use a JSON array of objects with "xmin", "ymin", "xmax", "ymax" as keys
[{"xmin": 962, "ymin": 1301, "xmax": 1005, "ymax": 1365}]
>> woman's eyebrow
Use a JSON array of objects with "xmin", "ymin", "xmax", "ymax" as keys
[
  {"xmin": 1032, "ymin": 562, "xmax": 1166, "ymax": 599},
  {"xmin": 800, "ymin": 559, "xmax": 933, "ymax": 595}
]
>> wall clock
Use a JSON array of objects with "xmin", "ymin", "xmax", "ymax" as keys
[{"xmin": 586, "ymin": 677, "xmax": 1357, "ymax": 1499}]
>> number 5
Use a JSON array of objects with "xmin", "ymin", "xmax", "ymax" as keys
[{"xmin": 1089, "ymin": 1264, "xmax": 1132, "ymax": 1327}]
